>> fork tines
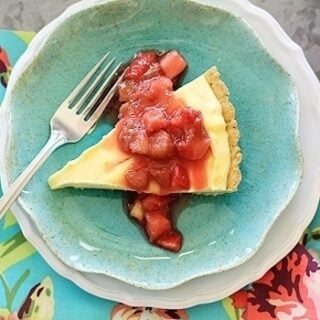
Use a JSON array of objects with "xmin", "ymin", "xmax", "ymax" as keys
[{"xmin": 65, "ymin": 52, "xmax": 122, "ymax": 120}]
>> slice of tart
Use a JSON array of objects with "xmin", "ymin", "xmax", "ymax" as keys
[
  {"xmin": 48, "ymin": 50, "xmax": 242, "ymax": 252},
  {"xmin": 49, "ymin": 64, "xmax": 241, "ymax": 194}
]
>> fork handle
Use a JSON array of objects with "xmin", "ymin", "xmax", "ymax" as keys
[{"xmin": 0, "ymin": 130, "xmax": 67, "ymax": 218}]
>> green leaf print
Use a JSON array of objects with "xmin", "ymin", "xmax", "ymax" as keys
[
  {"xmin": 0, "ymin": 232, "xmax": 36, "ymax": 273},
  {"xmin": 0, "ymin": 270, "xmax": 30, "ymax": 310},
  {"xmin": 222, "ymin": 297, "xmax": 240, "ymax": 320},
  {"xmin": 3, "ymin": 210, "xmax": 17, "ymax": 230}
]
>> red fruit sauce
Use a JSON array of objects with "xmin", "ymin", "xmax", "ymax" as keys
[{"xmin": 115, "ymin": 50, "xmax": 210, "ymax": 252}]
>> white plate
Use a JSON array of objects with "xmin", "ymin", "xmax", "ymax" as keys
[{"xmin": 1, "ymin": 0, "xmax": 320, "ymax": 308}]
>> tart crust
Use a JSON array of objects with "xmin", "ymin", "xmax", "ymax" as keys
[{"xmin": 205, "ymin": 67, "xmax": 242, "ymax": 191}]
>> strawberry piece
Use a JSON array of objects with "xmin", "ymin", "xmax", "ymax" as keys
[
  {"xmin": 136, "ymin": 51, "xmax": 158, "ymax": 64},
  {"xmin": 141, "ymin": 194, "xmax": 171, "ymax": 212},
  {"xmin": 149, "ymin": 165, "xmax": 172, "ymax": 189},
  {"xmin": 170, "ymin": 107, "xmax": 197, "ymax": 127},
  {"xmin": 176, "ymin": 133, "xmax": 210, "ymax": 161},
  {"xmin": 129, "ymin": 133, "xmax": 150, "ymax": 155},
  {"xmin": 128, "ymin": 194, "xmax": 182, "ymax": 251},
  {"xmin": 169, "ymin": 108, "xmax": 210, "ymax": 160},
  {"xmin": 143, "ymin": 63, "xmax": 164, "ymax": 79},
  {"xmin": 124, "ymin": 63, "xmax": 150, "ymax": 81},
  {"xmin": 117, "ymin": 118, "xmax": 150, "ymax": 155},
  {"xmin": 132, "ymin": 76, "xmax": 172, "ymax": 104},
  {"xmin": 159, "ymin": 50, "xmax": 187, "ymax": 79},
  {"xmin": 125, "ymin": 168, "xmax": 149, "ymax": 191},
  {"xmin": 156, "ymin": 230, "xmax": 182, "ymax": 252},
  {"xmin": 118, "ymin": 103, "xmax": 130, "ymax": 119},
  {"xmin": 143, "ymin": 108, "xmax": 168, "ymax": 133},
  {"xmin": 124, "ymin": 51, "xmax": 158, "ymax": 81},
  {"xmin": 147, "ymin": 76, "xmax": 173, "ymax": 103},
  {"xmin": 145, "ymin": 211, "xmax": 172, "ymax": 242},
  {"xmin": 149, "ymin": 130, "xmax": 175, "ymax": 159},
  {"xmin": 149, "ymin": 76, "xmax": 173, "ymax": 92},
  {"xmin": 171, "ymin": 164, "xmax": 190, "ymax": 190}
]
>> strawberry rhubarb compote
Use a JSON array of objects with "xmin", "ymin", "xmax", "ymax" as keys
[{"xmin": 117, "ymin": 50, "xmax": 210, "ymax": 252}]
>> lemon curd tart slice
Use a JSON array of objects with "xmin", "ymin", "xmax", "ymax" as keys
[
  {"xmin": 48, "ymin": 69, "xmax": 241, "ymax": 194},
  {"xmin": 48, "ymin": 50, "xmax": 242, "ymax": 252}
]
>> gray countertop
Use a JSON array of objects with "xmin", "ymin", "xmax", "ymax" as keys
[{"xmin": 0, "ymin": 0, "xmax": 319, "ymax": 79}]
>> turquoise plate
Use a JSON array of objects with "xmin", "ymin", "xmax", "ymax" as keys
[{"xmin": 2, "ymin": 0, "xmax": 302, "ymax": 289}]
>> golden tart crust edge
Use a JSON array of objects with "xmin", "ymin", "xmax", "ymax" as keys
[{"xmin": 205, "ymin": 67, "xmax": 242, "ymax": 191}]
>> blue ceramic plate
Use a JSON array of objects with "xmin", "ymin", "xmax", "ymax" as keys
[{"xmin": 2, "ymin": 0, "xmax": 302, "ymax": 289}]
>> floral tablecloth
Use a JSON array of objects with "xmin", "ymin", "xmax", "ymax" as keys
[{"xmin": 1, "ymin": 29, "xmax": 320, "ymax": 320}]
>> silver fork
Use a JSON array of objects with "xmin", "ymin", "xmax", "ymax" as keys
[{"xmin": 0, "ymin": 52, "xmax": 123, "ymax": 218}]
